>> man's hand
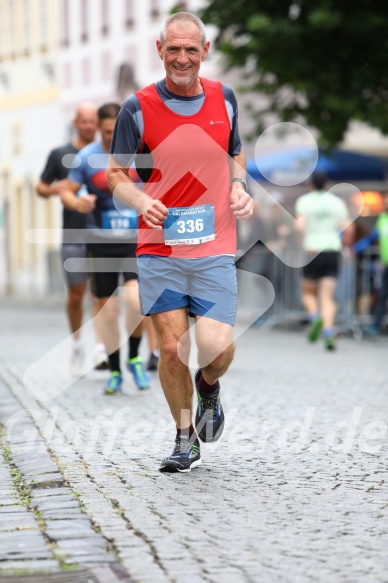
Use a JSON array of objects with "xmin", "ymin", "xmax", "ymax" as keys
[
  {"xmin": 75, "ymin": 194, "xmax": 97, "ymax": 214},
  {"xmin": 36, "ymin": 179, "xmax": 67, "ymax": 198},
  {"xmin": 141, "ymin": 198, "xmax": 169, "ymax": 229},
  {"xmin": 50, "ymin": 180, "xmax": 67, "ymax": 195},
  {"xmin": 230, "ymin": 186, "xmax": 253, "ymax": 220}
]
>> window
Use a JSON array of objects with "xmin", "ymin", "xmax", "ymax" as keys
[
  {"xmin": 39, "ymin": 0, "xmax": 49, "ymax": 51},
  {"xmin": 22, "ymin": 0, "xmax": 31, "ymax": 55},
  {"xmin": 9, "ymin": 0, "xmax": 16, "ymax": 57},
  {"xmin": 101, "ymin": 0, "xmax": 109, "ymax": 36},
  {"xmin": 101, "ymin": 51, "xmax": 111, "ymax": 82},
  {"xmin": 81, "ymin": 0, "xmax": 88, "ymax": 43},
  {"xmin": 61, "ymin": 0, "xmax": 70, "ymax": 47},
  {"xmin": 0, "ymin": 3, "xmax": 6, "ymax": 60},
  {"xmin": 63, "ymin": 62, "xmax": 72, "ymax": 89},
  {"xmin": 149, "ymin": 0, "xmax": 160, "ymax": 19},
  {"xmin": 81, "ymin": 57, "xmax": 91, "ymax": 85},
  {"xmin": 124, "ymin": 0, "xmax": 134, "ymax": 28},
  {"xmin": 117, "ymin": 61, "xmax": 138, "ymax": 100}
]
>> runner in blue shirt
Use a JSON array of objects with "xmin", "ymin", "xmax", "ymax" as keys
[{"xmin": 61, "ymin": 103, "xmax": 151, "ymax": 393}]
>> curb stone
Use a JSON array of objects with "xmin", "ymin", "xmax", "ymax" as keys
[{"xmin": 0, "ymin": 379, "xmax": 132, "ymax": 581}]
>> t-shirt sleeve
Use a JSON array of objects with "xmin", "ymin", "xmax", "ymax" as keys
[
  {"xmin": 110, "ymin": 95, "xmax": 142, "ymax": 167},
  {"xmin": 67, "ymin": 152, "xmax": 87, "ymax": 186},
  {"xmin": 40, "ymin": 150, "xmax": 59, "ymax": 183},
  {"xmin": 222, "ymin": 84, "xmax": 242, "ymax": 157}
]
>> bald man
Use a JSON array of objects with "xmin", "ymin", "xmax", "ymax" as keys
[{"xmin": 37, "ymin": 102, "xmax": 108, "ymax": 376}]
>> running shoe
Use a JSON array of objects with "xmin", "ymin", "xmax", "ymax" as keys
[
  {"xmin": 70, "ymin": 345, "xmax": 85, "ymax": 377},
  {"xmin": 147, "ymin": 352, "xmax": 159, "ymax": 372},
  {"xmin": 104, "ymin": 372, "xmax": 123, "ymax": 395},
  {"xmin": 362, "ymin": 325, "xmax": 379, "ymax": 336},
  {"xmin": 194, "ymin": 369, "xmax": 225, "ymax": 443},
  {"xmin": 159, "ymin": 435, "xmax": 201, "ymax": 473},
  {"xmin": 308, "ymin": 317, "xmax": 323, "ymax": 342},
  {"xmin": 324, "ymin": 337, "xmax": 336, "ymax": 351},
  {"xmin": 127, "ymin": 356, "xmax": 151, "ymax": 390},
  {"xmin": 94, "ymin": 345, "xmax": 110, "ymax": 371}
]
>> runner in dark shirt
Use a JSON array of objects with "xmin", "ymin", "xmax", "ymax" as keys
[{"xmin": 36, "ymin": 102, "xmax": 109, "ymax": 376}]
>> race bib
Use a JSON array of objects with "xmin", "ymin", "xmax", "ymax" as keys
[
  {"xmin": 164, "ymin": 204, "xmax": 215, "ymax": 246},
  {"xmin": 101, "ymin": 209, "xmax": 138, "ymax": 231}
]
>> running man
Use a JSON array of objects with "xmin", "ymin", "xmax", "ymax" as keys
[
  {"xmin": 106, "ymin": 12, "xmax": 253, "ymax": 472},
  {"xmin": 61, "ymin": 103, "xmax": 151, "ymax": 393},
  {"xmin": 295, "ymin": 171, "xmax": 350, "ymax": 350},
  {"xmin": 36, "ymin": 102, "xmax": 110, "ymax": 376}
]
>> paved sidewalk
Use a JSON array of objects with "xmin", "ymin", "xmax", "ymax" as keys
[{"xmin": 0, "ymin": 300, "xmax": 387, "ymax": 582}]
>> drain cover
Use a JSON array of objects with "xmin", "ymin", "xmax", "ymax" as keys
[{"xmin": 0, "ymin": 564, "xmax": 133, "ymax": 583}]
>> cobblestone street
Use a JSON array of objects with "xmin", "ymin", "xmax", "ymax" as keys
[{"xmin": 0, "ymin": 300, "xmax": 387, "ymax": 582}]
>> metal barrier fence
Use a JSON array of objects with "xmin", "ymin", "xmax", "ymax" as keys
[{"xmin": 237, "ymin": 245, "xmax": 381, "ymax": 338}]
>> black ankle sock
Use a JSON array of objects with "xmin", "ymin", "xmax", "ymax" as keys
[
  {"xmin": 109, "ymin": 350, "xmax": 120, "ymax": 373},
  {"xmin": 198, "ymin": 372, "xmax": 220, "ymax": 394},
  {"xmin": 177, "ymin": 424, "xmax": 195, "ymax": 438},
  {"xmin": 129, "ymin": 336, "xmax": 141, "ymax": 360}
]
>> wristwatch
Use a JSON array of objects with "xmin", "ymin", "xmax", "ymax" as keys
[{"xmin": 231, "ymin": 177, "xmax": 249, "ymax": 193}]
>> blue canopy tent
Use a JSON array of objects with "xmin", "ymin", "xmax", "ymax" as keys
[{"xmin": 246, "ymin": 148, "xmax": 387, "ymax": 185}]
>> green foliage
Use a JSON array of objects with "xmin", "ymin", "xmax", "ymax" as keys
[{"xmin": 200, "ymin": 0, "xmax": 388, "ymax": 146}]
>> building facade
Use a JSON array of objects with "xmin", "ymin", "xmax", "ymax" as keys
[
  {"xmin": 0, "ymin": 0, "xmax": 215, "ymax": 297},
  {"xmin": 1, "ymin": 1, "xmax": 387, "ymax": 298}
]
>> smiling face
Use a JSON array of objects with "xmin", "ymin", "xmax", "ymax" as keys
[{"xmin": 157, "ymin": 22, "xmax": 210, "ymax": 95}]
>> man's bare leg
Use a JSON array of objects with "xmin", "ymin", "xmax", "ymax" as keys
[
  {"xmin": 99, "ymin": 295, "xmax": 121, "ymax": 356},
  {"xmin": 195, "ymin": 316, "xmax": 235, "ymax": 383},
  {"xmin": 151, "ymin": 309, "xmax": 192, "ymax": 429},
  {"xmin": 301, "ymin": 278, "xmax": 318, "ymax": 318},
  {"xmin": 67, "ymin": 281, "xmax": 87, "ymax": 339},
  {"xmin": 318, "ymin": 277, "xmax": 337, "ymax": 330},
  {"xmin": 318, "ymin": 276, "xmax": 337, "ymax": 349}
]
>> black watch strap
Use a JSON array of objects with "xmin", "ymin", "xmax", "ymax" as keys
[{"xmin": 231, "ymin": 177, "xmax": 248, "ymax": 193}]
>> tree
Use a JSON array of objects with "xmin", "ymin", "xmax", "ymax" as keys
[{"xmin": 200, "ymin": 0, "xmax": 388, "ymax": 147}]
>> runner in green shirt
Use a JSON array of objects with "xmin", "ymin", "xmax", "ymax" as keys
[{"xmin": 295, "ymin": 171, "xmax": 350, "ymax": 350}]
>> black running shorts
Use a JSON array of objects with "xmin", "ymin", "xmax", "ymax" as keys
[
  {"xmin": 88, "ymin": 242, "xmax": 138, "ymax": 298},
  {"xmin": 302, "ymin": 251, "xmax": 340, "ymax": 281}
]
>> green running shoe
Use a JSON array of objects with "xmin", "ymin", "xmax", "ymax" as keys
[
  {"xmin": 127, "ymin": 356, "xmax": 151, "ymax": 390},
  {"xmin": 308, "ymin": 317, "xmax": 323, "ymax": 342},
  {"xmin": 104, "ymin": 371, "xmax": 123, "ymax": 395},
  {"xmin": 324, "ymin": 337, "xmax": 336, "ymax": 351}
]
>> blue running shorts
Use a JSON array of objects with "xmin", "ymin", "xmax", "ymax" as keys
[{"xmin": 137, "ymin": 255, "xmax": 237, "ymax": 325}]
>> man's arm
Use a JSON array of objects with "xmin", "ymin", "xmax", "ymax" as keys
[
  {"xmin": 229, "ymin": 148, "xmax": 253, "ymax": 220},
  {"xmin": 36, "ymin": 150, "xmax": 65, "ymax": 198},
  {"xmin": 106, "ymin": 157, "xmax": 168, "ymax": 229},
  {"xmin": 60, "ymin": 179, "xmax": 96, "ymax": 214},
  {"xmin": 36, "ymin": 180, "xmax": 67, "ymax": 198}
]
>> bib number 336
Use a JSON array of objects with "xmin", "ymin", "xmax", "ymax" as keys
[
  {"xmin": 177, "ymin": 218, "xmax": 204, "ymax": 234},
  {"xmin": 164, "ymin": 204, "xmax": 215, "ymax": 246}
]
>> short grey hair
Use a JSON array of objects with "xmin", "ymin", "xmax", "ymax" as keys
[{"xmin": 160, "ymin": 12, "xmax": 207, "ymax": 46}]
